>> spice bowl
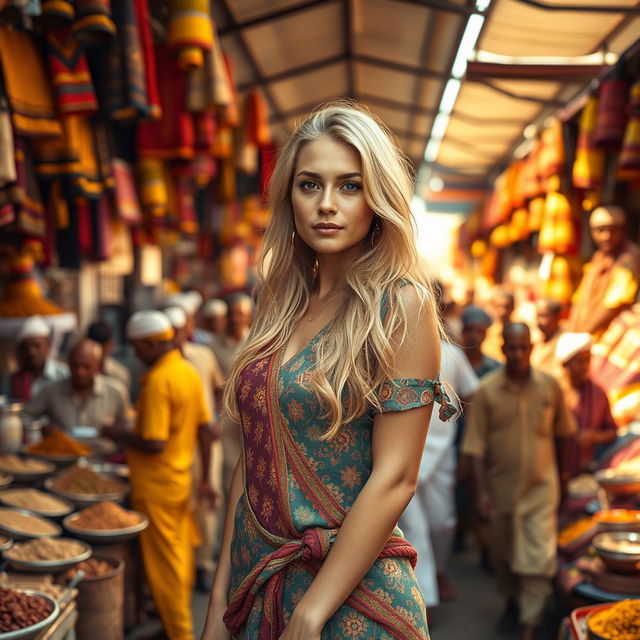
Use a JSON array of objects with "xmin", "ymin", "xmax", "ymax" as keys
[
  {"xmin": 0, "ymin": 508, "xmax": 62, "ymax": 541},
  {"xmin": 0, "ymin": 589, "xmax": 60, "ymax": 640},
  {"xmin": 0, "ymin": 455, "xmax": 55, "ymax": 483},
  {"xmin": 2, "ymin": 537, "xmax": 92, "ymax": 573},
  {"xmin": 44, "ymin": 476, "xmax": 129, "ymax": 509},
  {"xmin": 63, "ymin": 510, "xmax": 149, "ymax": 544},
  {"xmin": 594, "ymin": 509, "xmax": 640, "ymax": 534},
  {"xmin": 595, "ymin": 469, "xmax": 640, "ymax": 496},
  {"xmin": 0, "ymin": 489, "xmax": 74, "ymax": 520},
  {"xmin": 593, "ymin": 532, "xmax": 640, "ymax": 574}
]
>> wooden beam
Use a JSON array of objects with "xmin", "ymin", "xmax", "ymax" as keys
[
  {"xmin": 219, "ymin": 0, "xmax": 335, "ymax": 36},
  {"xmin": 217, "ymin": 0, "xmax": 289, "ymax": 130},
  {"xmin": 466, "ymin": 61, "xmax": 610, "ymax": 82},
  {"xmin": 517, "ymin": 0, "xmax": 640, "ymax": 13}
]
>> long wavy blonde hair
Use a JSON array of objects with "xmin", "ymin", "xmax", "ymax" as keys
[{"xmin": 224, "ymin": 101, "xmax": 439, "ymax": 439}]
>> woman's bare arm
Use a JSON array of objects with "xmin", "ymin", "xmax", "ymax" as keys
[{"xmin": 200, "ymin": 456, "xmax": 243, "ymax": 639}]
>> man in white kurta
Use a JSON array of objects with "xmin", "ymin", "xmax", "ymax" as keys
[{"xmin": 399, "ymin": 341, "xmax": 478, "ymax": 607}]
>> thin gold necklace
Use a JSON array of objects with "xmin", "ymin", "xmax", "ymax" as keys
[{"xmin": 306, "ymin": 287, "xmax": 346, "ymax": 322}]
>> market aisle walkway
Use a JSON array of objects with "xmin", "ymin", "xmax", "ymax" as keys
[{"xmin": 190, "ymin": 546, "xmax": 562, "ymax": 639}]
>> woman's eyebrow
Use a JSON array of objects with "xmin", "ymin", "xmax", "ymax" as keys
[{"xmin": 295, "ymin": 170, "xmax": 362, "ymax": 179}]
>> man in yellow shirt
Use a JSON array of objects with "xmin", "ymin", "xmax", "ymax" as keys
[{"xmin": 103, "ymin": 310, "xmax": 217, "ymax": 640}]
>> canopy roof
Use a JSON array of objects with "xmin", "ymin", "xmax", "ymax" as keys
[{"xmin": 216, "ymin": 0, "xmax": 640, "ymax": 209}]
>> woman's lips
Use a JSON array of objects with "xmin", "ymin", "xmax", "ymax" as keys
[{"xmin": 313, "ymin": 226, "xmax": 343, "ymax": 235}]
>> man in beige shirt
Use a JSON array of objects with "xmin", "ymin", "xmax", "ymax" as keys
[
  {"xmin": 25, "ymin": 339, "xmax": 129, "ymax": 431},
  {"xmin": 531, "ymin": 297, "xmax": 564, "ymax": 379},
  {"xmin": 463, "ymin": 323, "xmax": 575, "ymax": 640}
]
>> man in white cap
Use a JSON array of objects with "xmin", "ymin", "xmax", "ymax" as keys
[
  {"xmin": 193, "ymin": 298, "xmax": 228, "ymax": 345},
  {"xmin": 102, "ymin": 310, "xmax": 216, "ymax": 640},
  {"xmin": 568, "ymin": 205, "xmax": 640, "ymax": 336},
  {"xmin": 556, "ymin": 332, "xmax": 617, "ymax": 478},
  {"xmin": 24, "ymin": 339, "xmax": 129, "ymax": 432},
  {"xmin": 9, "ymin": 315, "xmax": 68, "ymax": 402},
  {"xmin": 164, "ymin": 305, "xmax": 224, "ymax": 592}
]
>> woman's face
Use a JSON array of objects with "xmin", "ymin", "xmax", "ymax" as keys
[{"xmin": 291, "ymin": 135, "xmax": 374, "ymax": 258}]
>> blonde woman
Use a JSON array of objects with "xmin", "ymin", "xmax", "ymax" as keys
[{"xmin": 201, "ymin": 103, "xmax": 453, "ymax": 640}]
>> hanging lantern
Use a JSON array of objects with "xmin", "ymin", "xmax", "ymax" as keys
[
  {"xmin": 470, "ymin": 239, "xmax": 487, "ymax": 259},
  {"xmin": 489, "ymin": 224, "xmax": 510, "ymax": 249}
]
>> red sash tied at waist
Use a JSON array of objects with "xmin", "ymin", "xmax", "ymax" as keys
[{"xmin": 224, "ymin": 527, "xmax": 417, "ymax": 638}]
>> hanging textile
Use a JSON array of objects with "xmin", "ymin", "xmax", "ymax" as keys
[
  {"xmin": 594, "ymin": 77, "xmax": 631, "ymax": 150},
  {"xmin": 89, "ymin": 194, "xmax": 112, "ymax": 260},
  {"xmin": 138, "ymin": 157, "xmax": 168, "ymax": 218},
  {"xmin": 167, "ymin": 0, "xmax": 214, "ymax": 70},
  {"xmin": 32, "ymin": 115, "xmax": 102, "ymax": 198},
  {"xmin": 76, "ymin": 196, "xmax": 92, "ymax": 255},
  {"xmin": 73, "ymin": 0, "xmax": 115, "ymax": 43},
  {"xmin": 538, "ymin": 119, "xmax": 565, "ymax": 184},
  {"xmin": 0, "ymin": 27, "xmax": 62, "ymax": 139},
  {"xmin": 55, "ymin": 187, "xmax": 81, "ymax": 268},
  {"xmin": 522, "ymin": 141, "xmax": 544, "ymax": 201},
  {"xmin": 0, "ymin": 94, "xmax": 16, "ymax": 185},
  {"xmin": 219, "ymin": 54, "xmax": 240, "ymax": 128},
  {"xmin": 538, "ymin": 191, "xmax": 579, "ymax": 256},
  {"xmin": 619, "ymin": 81, "xmax": 640, "ymax": 180},
  {"xmin": 185, "ymin": 20, "xmax": 232, "ymax": 112},
  {"xmin": 132, "ymin": 0, "xmax": 161, "ymax": 119},
  {"xmin": 103, "ymin": 0, "xmax": 149, "ymax": 121},
  {"xmin": 112, "ymin": 158, "xmax": 142, "ymax": 224},
  {"xmin": 39, "ymin": 0, "xmax": 74, "ymax": 27},
  {"xmin": 137, "ymin": 45, "xmax": 194, "ymax": 160},
  {"xmin": 14, "ymin": 138, "xmax": 46, "ymax": 237},
  {"xmin": 174, "ymin": 174, "xmax": 198, "ymax": 234},
  {"xmin": 46, "ymin": 28, "xmax": 98, "ymax": 117},
  {"xmin": 0, "ymin": 203, "xmax": 14, "ymax": 228},
  {"xmin": 572, "ymin": 96, "xmax": 605, "ymax": 190},
  {"xmin": 246, "ymin": 91, "xmax": 271, "ymax": 146}
]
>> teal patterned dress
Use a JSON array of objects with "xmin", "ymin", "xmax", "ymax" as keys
[{"xmin": 223, "ymin": 323, "xmax": 454, "ymax": 640}]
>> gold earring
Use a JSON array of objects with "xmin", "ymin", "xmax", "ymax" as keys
[{"xmin": 370, "ymin": 220, "xmax": 382, "ymax": 248}]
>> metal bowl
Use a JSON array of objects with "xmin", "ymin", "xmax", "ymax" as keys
[
  {"xmin": 593, "ymin": 531, "xmax": 640, "ymax": 574},
  {"xmin": 0, "ymin": 508, "xmax": 61, "ymax": 540},
  {"xmin": 44, "ymin": 476, "xmax": 129, "ymax": 509},
  {"xmin": 594, "ymin": 509, "xmax": 640, "ymax": 533},
  {"xmin": 86, "ymin": 462, "xmax": 129, "ymax": 479},
  {"xmin": 3, "ymin": 538, "xmax": 92, "ymax": 573},
  {"xmin": 63, "ymin": 511, "xmax": 149, "ymax": 544},
  {"xmin": 0, "ymin": 489, "xmax": 74, "ymax": 519},
  {"xmin": 595, "ymin": 469, "xmax": 640, "ymax": 496},
  {"xmin": 0, "ymin": 455, "xmax": 55, "ymax": 483},
  {"xmin": 0, "ymin": 589, "xmax": 59, "ymax": 640}
]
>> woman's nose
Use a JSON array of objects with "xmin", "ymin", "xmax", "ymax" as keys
[{"xmin": 318, "ymin": 189, "xmax": 337, "ymax": 214}]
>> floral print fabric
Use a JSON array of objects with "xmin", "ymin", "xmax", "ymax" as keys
[{"xmin": 226, "ymin": 325, "xmax": 450, "ymax": 639}]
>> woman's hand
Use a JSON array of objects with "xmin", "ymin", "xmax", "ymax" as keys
[{"xmin": 278, "ymin": 607, "xmax": 323, "ymax": 640}]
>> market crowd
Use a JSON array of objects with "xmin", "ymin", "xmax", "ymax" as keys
[{"xmin": 0, "ymin": 202, "xmax": 638, "ymax": 640}]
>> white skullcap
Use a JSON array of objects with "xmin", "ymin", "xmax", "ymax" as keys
[
  {"xmin": 163, "ymin": 306, "xmax": 187, "ymax": 329},
  {"xmin": 202, "ymin": 299, "xmax": 228, "ymax": 317},
  {"xmin": 184, "ymin": 290, "xmax": 203, "ymax": 315},
  {"xmin": 16, "ymin": 315, "xmax": 51, "ymax": 343},
  {"xmin": 556, "ymin": 332, "xmax": 593, "ymax": 364},
  {"xmin": 126, "ymin": 310, "xmax": 175, "ymax": 341},
  {"xmin": 162, "ymin": 294, "xmax": 190, "ymax": 313}
]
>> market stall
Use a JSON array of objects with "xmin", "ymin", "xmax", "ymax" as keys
[{"xmin": 0, "ymin": 428, "xmax": 150, "ymax": 639}]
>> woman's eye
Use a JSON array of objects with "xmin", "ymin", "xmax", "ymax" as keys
[
  {"xmin": 299, "ymin": 180, "xmax": 319, "ymax": 191},
  {"xmin": 341, "ymin": 182, "xmax": 362, "ymax": 192}
]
